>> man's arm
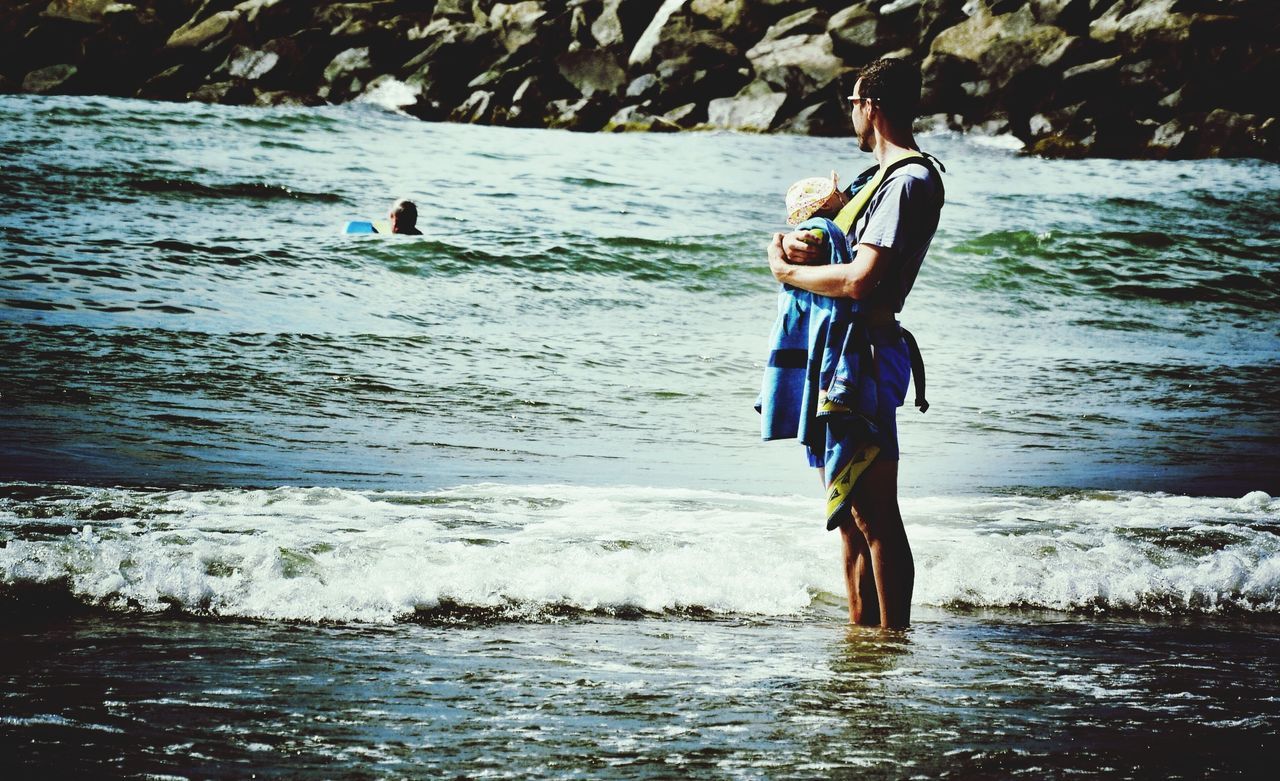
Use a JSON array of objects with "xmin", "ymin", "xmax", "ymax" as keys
[{"xmin": 767, "ymin": 232, "xmax": 891, "ymax": 299}]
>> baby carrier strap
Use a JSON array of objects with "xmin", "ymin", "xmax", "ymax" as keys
[{"xmin": 833, "ymin": 151, "xmax": 944, "ymax": 235}]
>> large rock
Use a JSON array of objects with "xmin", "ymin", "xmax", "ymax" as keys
[
  {"xmin": 747, "ymin": 33, "xmax": 848, "ymax": 95},
  {"xmin": 629, "ymin": 0, "xmax": 697, "ymax": 69},
  {"xmin": 647, "ymin": 52, "xmax": 748, "ymax": 111},
  {"xmin": 401, "ymin": 20, "xmax": 503, "ymax": 118},
  {"xmin": 504, "ymin": 73, "xmax": 553, "ymax": 127},
  {"xmin": 663, "ymin": 101, "xmax": 703, "ymax": 128},
  {"xmin": 706, "ymin": 80, "xmax": 788, "ymax": 131},
  {"xmin": 451, "ymin": 89, "xmax": 496, "ymax": 123},
  {"xmin": 255, "ymin": 89, "xmax": 325, "ymax": 107},
  {"xmin": 314, "ymin": 3, "xmax": 428, "ymax": 39},
  {"xmin": 776, "ymin": 97, "xmax": 849, "ymax": 136},
  {"xmin": 224, "ymin": 45, "xmax": 281, "ymax": 81},
  {"xmin": 544, "ymin": 95, "xmax": 614, "ymax": 130},
  {"xmin": 875, "ymin": 0, "xmax": 938, "ymax": 52},
  {"xmin": 467, "ymin": 51, "xmax": 536, "ymax": 94},
  {"xmin": 1147, "ymin": 115, "xmax": 1195, "ymax": 158},
  {"xmin": 165, "ymin": 0, "xmax": 288, "ymax": 51},
  {"xmin": 1115, "ymin": 58, "xmax": 1174, "ymax": 107},
  {"xmin": 318, "ymin": 46, "xmax": 375, "ymax": 101},
  {"xmin": 1058, "ymin": 55, "xmax": 1120, "ymax": 97},
  {"xmin": 40, "ymin": 0, "xmax": 117, "ymax": 24},
  {"xmin": 688, "ymin": 0, "xmax": 749, "ymax": 35},
  {"xmin": 1255, "ymin": 117, "xmax": 1279, "ymax": 161},
  {"xmin": 187, "ymin": 79, "xmax": 255, "ymax": 105},
  {"xmin": 689, "ymin": 0, "xmax": 814, "ymax": 45},
  {"xmin": 591, "ymin": 0, "xmax": 627, "ymax": 47},
  {"xmin": 432, "ymin": 0, "xmax": 483, "ymax": 23},
  {"xmin": 1089, "ymin": 1, "xmax": 1246, "ymax": 91},
  {"xmin": 590, "ymin": 0, "xmax": 664, "ymax": 49},
  {"xmin": 556, "ymin": 48, "xmax": 626, "ymax": 98},
  {"xmin": 22, "ymin": 63, "xmax": 77, "ymax": 93},
  {"xmin": 912, "ymin": 0, "xmax": 969, "ymax": 48},
  {"xmin": 403, "ymin": 20, "xmax": 502, "ymax": 75},
  {"xmin": 930, "ymin": 1, "xmax": 1094, "ymax": 130},
  {"xmin": 931, "ymin": 3, "xmax": 1079, "ymax": 86},
  {"xmin": 214, "ymin": 38, "xmax": 305, "ymax": 87},
  {"xmin": 758, "ymin": 8, "xmax": 828, "ymax": 42},
  {"xmin": 1089, "ymin": 0, "xmax": 1186, "ymax": 46},
  {"xmin": 39, "ymin": 0, "xmax": 170, "ymax": 35},
  {"xmin": 165, "ymin": 9, "xmax": 243, "ymax": 51},
  {"xmin": 604, "ymin": 103, "xmax": 682, "ymax": 132},
  {"xmin": 624, "ymin": 5, "xmax": 744, "ymax": 108},
  {"xmin": 1195, "ymin": 108, "xmax": 1269, "ymax": 159},
  {"xmin": 489, "ymin": 1, "xmax": 548, "ymax": 54},
  {"xmin": 920, "ymin": 52, "xmax": 980, "ymax": 115},
  {"xmin": 1029, "ymin": 0, "xmax": 1092, "ymax": 33},
  {"xmin": 137, "ymin": 62, "xmax": 205, "ymax": 100},
  {"xmin": 827, "ymin": 3, "xmax": 878, "ymax": 61},
  {"xmin": 1024, "ymin": 99, "xmax": 1086, "ymax": 140},
  {"xmin": 625, "ymin": 73, "xmax": 660, "ymax": 101},
  {"xmin": 311, "ymin": 7, "xmax": 438, "ymax": 70}
]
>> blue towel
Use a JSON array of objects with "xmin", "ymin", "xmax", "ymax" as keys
[{"xmin": 756, "ymin": 218, "xmax": 880, "ymax": 529}]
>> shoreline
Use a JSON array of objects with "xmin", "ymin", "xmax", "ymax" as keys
[{"xmin": 4, "ymin": 588, "xmax": 1280, "ymax": 629}]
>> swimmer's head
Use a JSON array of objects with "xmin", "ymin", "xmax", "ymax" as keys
[
  {"xmin": 389, "ymin": 199, "xmax": 418, "ymax": 234},
  {"xmin": 785, "ymin": 171, "xmax": 845, "ymax": 225}
]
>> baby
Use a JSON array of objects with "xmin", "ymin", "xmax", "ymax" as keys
[{"xmin": 784, "ymin": 171, "xmax": 847, "ymax": 255}]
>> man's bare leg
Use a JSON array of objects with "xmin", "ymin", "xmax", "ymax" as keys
[
  {"xmin": 821, "ymin": 468, "xmax": 879, "ymax": 625},
  {"xmin": 839, "ymin": 523, "xmax": 880, "ymax": 625},
  {"xmin": 848, "ymin": 459, "xmax": 914, "ymax": 628}
]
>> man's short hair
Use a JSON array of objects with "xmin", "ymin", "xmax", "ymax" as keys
[
  {"xmin": 391, "ymin": 199, "xmax": 417, "ymax": 226},
  {"xmin": 857, "ymin": 58, "xmax": 921, "ymax": 129}
]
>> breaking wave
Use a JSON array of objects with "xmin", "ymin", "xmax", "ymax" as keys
[{"xmin": 1, "ymin": 483, "xmax": 1277, "ymax": 624}]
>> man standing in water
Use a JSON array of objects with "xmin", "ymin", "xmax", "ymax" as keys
[
  {"xmin": 389, "ymin": 199, "xmax": 423, "ymax": 235},
  {"xmin": 766, "ymin": 58, "xmax": 944, "ymax": 628}
]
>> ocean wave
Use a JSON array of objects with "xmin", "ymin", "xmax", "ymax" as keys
[
  {"xmin": 935, "ymin": 225, "xmax": 1276, "ymax": 315},
  {"xmin": 351, "ymin": 232, "xmax": 758, "ymax": 290},
  {"xmin": 129, "ymin": 177, "xmax": 344, "ymax": 203},
  {"xmin": 1, "ymin": 484, "xmax": 1277, "ymax": 624},
  {"xmin": 912, "ymin": 490, "xmax": 1280, "ymax": 615}
]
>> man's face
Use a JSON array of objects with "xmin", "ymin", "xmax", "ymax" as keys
[{"xmin": 849, "ymin": 79, "xmax": 873, "ymax": 153}]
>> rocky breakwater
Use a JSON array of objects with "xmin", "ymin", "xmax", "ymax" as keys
[{"xmin": 0, "ymin": 0, "xmax": 1275, "ymax": 159}]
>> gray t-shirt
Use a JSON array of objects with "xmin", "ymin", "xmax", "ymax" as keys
[{"xmin": 851, "ymin": 162, "xmax": 943, "ymax": 312}]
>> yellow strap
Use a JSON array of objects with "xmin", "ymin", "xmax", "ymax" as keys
[{"xmin": 832, "ymin": 152, "xmax": 925, "ymax": 235}]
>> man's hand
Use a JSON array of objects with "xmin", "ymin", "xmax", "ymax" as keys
[
  {"xmin": 767, "ymin": 233, "xmax": 793, "ymax": 282},
  {"xmin": 781, "ymin": 229, "xmax": 823, "ymax": 265},
  {"xmin": 768, "ymin": 230, "xmax": 824, "ymax": 282}
]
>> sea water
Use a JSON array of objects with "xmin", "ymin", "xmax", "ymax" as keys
[{"xmin": 1, "ymin": 94, "xmax": 1278, "ymax": 777}]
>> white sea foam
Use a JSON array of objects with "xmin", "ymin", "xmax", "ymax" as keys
[
  {"xmin": 0, "ymin": 714, "xmax": 124, "ymax": 733},
  {"xmin": 968, "ymin": 133, "xmax": 1026, "ymax": 151},
  {"xmin": 355, "ymin": 77, "xmax": 419, "ymax": 112},
  {"xmin": 1, "ymin": 485, "xmax": 1277, "ymax": 623},
  {"xmin": 911, "ymin": 490, "xmax": 1280, "ymax": 614}
]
